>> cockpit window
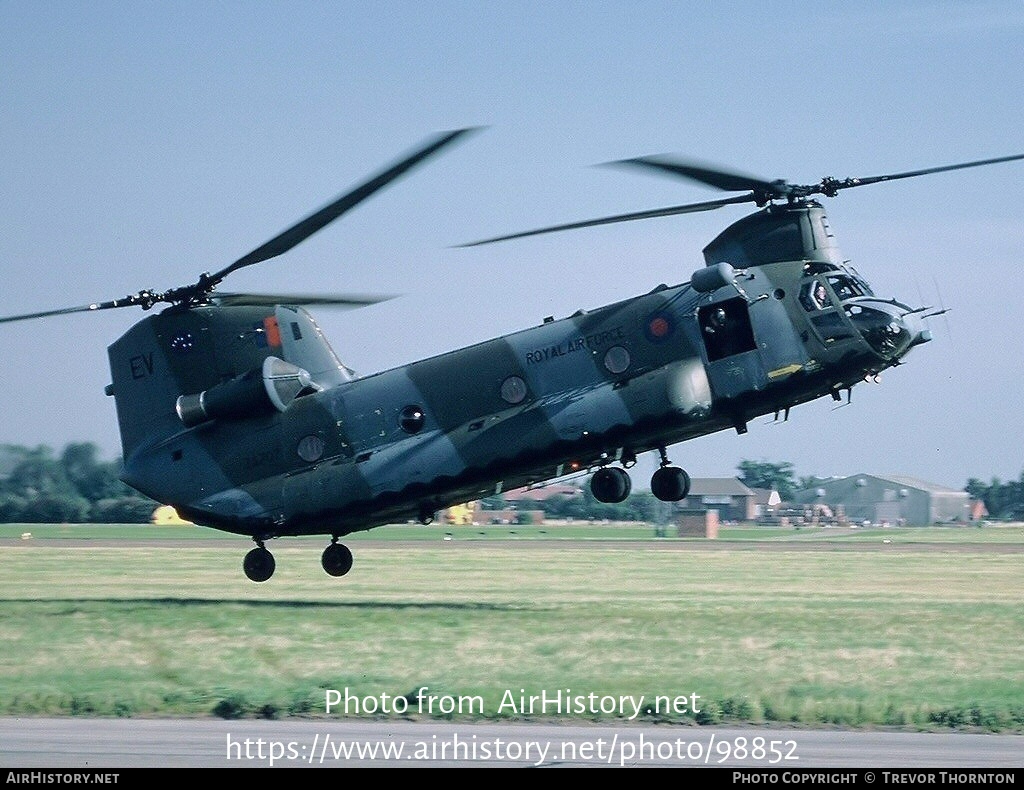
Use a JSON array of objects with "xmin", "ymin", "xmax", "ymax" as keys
[
  {"xmin": 803, "ymin": 262, "xmax": 840, "ymax": 275},
  {"xmin": 800, "ymin": 280, "xmax": 832, "ymax": 312},
  {"xmin": 842, "ymin": 266, "xmax": 875, "ymax": 297},
  {"xmin": 826, "ymin": 275, "xmax": 865, "ymax": 301}
]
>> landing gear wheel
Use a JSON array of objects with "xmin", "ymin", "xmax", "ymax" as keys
[
  {"xmin": 321, "ymin": 542, "xmax": 354, "ymax": 577},
  {"xmin": 651, "ymin": 466, "xmax": 691, "ymax": 502},
  {"xmin": 591, "ymin": 466, "xmax": 632, "ymax": 503},
  {"xmin": 243, "ymin": 546, "xmax": 275, "ymax": 582}
]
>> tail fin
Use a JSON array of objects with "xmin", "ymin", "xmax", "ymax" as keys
[{"xmin": 107, "ymin": 304, "xmax": 351, "ymax": 461}]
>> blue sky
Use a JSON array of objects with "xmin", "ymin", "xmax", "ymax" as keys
[{"xmin": 2, "ymin": 1, "xmax": 1023, "ymax": 488}]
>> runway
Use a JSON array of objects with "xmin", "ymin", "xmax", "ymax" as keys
[{"xmin": 2, "ymin": 718, "xmax": 1022, "ymax": 768}]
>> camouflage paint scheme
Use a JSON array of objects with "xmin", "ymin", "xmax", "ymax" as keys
[{"xmin": 107, "ymin": 202, "xmax": 930, "ymax": 543}]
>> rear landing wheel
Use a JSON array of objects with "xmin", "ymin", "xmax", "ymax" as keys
[
  {"xmin": 651, "ymin": 465, "xmax": 690, "ymax": 502},
  {"xmin": 243, "ymin": 546, "xmax": 275, "ymax": 582},
  {"xmin": 321, "ymin": 542, "xmax": 354, "ymax": 577},
  {"xmin": 591, "ymin": 466, "xmax": 632, "ymax": 503}
]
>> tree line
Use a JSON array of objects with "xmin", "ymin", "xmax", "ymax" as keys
[
  {"xmin": 0, "ymin": 442, "xmax": 156, "ymax": 523},
  {"xmin": 2, "ymin": 442, "xmax": 1021, "ymax": 524},
  {"xmin": 965, "ymin": 474, "xmax": 1024, "ymax": 521}
]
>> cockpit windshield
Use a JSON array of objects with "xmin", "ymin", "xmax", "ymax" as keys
[
  {"xmin": 826, "ymin": 274, "xmax": 868, "ymax": 301},
  {"xmin": 799, "ymin": 267, "xmax": 874, "ymax": 314}
]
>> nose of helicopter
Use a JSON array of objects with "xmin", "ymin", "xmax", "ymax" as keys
[{"xmin": 844, "ymin": 300, "xmax": 932, "ymax": 361}]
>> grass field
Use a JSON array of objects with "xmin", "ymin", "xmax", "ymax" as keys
[{"xmin": 1, "ymin": 522, "xmax": 1022, "ymax": 730}]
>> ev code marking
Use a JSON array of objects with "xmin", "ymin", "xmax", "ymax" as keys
[{"xmin": 129, "ymin": 352, "xmax": 155, "ymax": 379}]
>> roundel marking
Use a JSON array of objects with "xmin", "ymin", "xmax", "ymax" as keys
[{"xmin": 644, "ymin": 311, "xmax": 675, "ymax": 343}]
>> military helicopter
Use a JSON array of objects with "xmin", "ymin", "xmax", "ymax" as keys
[{"xmin": 2, "ymin": 127, "xmax": 1021, "ymax": 582}]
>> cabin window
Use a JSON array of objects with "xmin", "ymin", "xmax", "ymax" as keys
[
  {"xmin": 698, "ymin": 297, "xmax": 757, "ymax": 362},
  {"xmin": 500, "ymin": 376, "xmax": 528, "ymax": 404},
  {"xmin": 603, "ymin": 346, "xmax": 631, "ymax": 374},
  {"xmin": 399, "ymin": 405, "xmax": 426, "ymax": 434},
  {"xmin": 297, "ymin": 435, "xmax": 325, "ymax": 462}
]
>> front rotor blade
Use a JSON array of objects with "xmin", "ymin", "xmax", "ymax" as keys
[
  {"xmin": 212, "ymin": 292, "xmax": 397, "ymax": 308},
  {"xmin": 609, "ymin": 155, "xmax": 779, "ymax": 194},
  {"xmin": 210, "ymin": 127, "xmax": 480, "ymax": 283},
  {"xmin": 822, "ymin": 152, "xmax": 1024, "ymax": 193},
  {"xmin": 458, "ymin": 194, "xmax": 754, "ymax": 247}
]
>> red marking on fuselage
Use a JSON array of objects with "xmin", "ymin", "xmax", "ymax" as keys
[{"xmin": 263, "ymin": 316, "xmax": 282, "ymax": 347}]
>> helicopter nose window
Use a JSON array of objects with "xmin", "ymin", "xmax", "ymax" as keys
[
  {"xmin": 846, "ymin": 305, "xmax": 913, "ymax": 359},
  {"xmin": 800, "ymin": 281, "xmax": 832, "ymax": 311}
]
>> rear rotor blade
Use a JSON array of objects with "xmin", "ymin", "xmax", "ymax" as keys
[
  {"xmin": 0, "ymin": 295, "xmax": 151, "ymax": 324},
  {"xmin": 209, "ymin": 127, "xmax": 480, "ymax": 284},
  {"xmin": 458, "ymin": 193, "xmax": 754, "ymax": 247},
  {"xmin": 3, "ymin": 129, "xmax": 478, "ymax": 323}
]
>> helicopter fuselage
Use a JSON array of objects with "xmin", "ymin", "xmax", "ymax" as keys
[{"xmin": 110, "ymin": 203, "xmax": 930, "ymax": 542}]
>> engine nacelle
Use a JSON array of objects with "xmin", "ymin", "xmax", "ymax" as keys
[
  {"xmin": 176, "ymin": 356, "xmax": 318, "ymax": 427},
  {"xmin": 690, "ymin": 261, "xmax": 737, "ymax": 293}
]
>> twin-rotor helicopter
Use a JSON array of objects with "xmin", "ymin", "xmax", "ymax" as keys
[{"xmin": 3, "ymin": 128, "xmax": 1021, "ymax": 581}]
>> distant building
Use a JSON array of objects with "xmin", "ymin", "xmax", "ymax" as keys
[
  {"xmin": 441, "ymin": 484, "xmax": 582, "ymax": 526},
  {"xmin": 792, "ymin": 474, "xmax": 970, "ymax": 525},
  {"xmin": 749, "ymin": 487, "xmax": 783, "ymax": 519},
  {"xmin": 676, "ymin": 478, "xmax": 757, "ymax": 522},
  {"xmin": 677, "ymin": 509, "xmax": 720, "ymax": 538}
]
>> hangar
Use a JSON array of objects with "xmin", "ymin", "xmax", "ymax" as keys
[{"xmin": 792, "ymin": 474, "xmax": 970, "ymax": 526}]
